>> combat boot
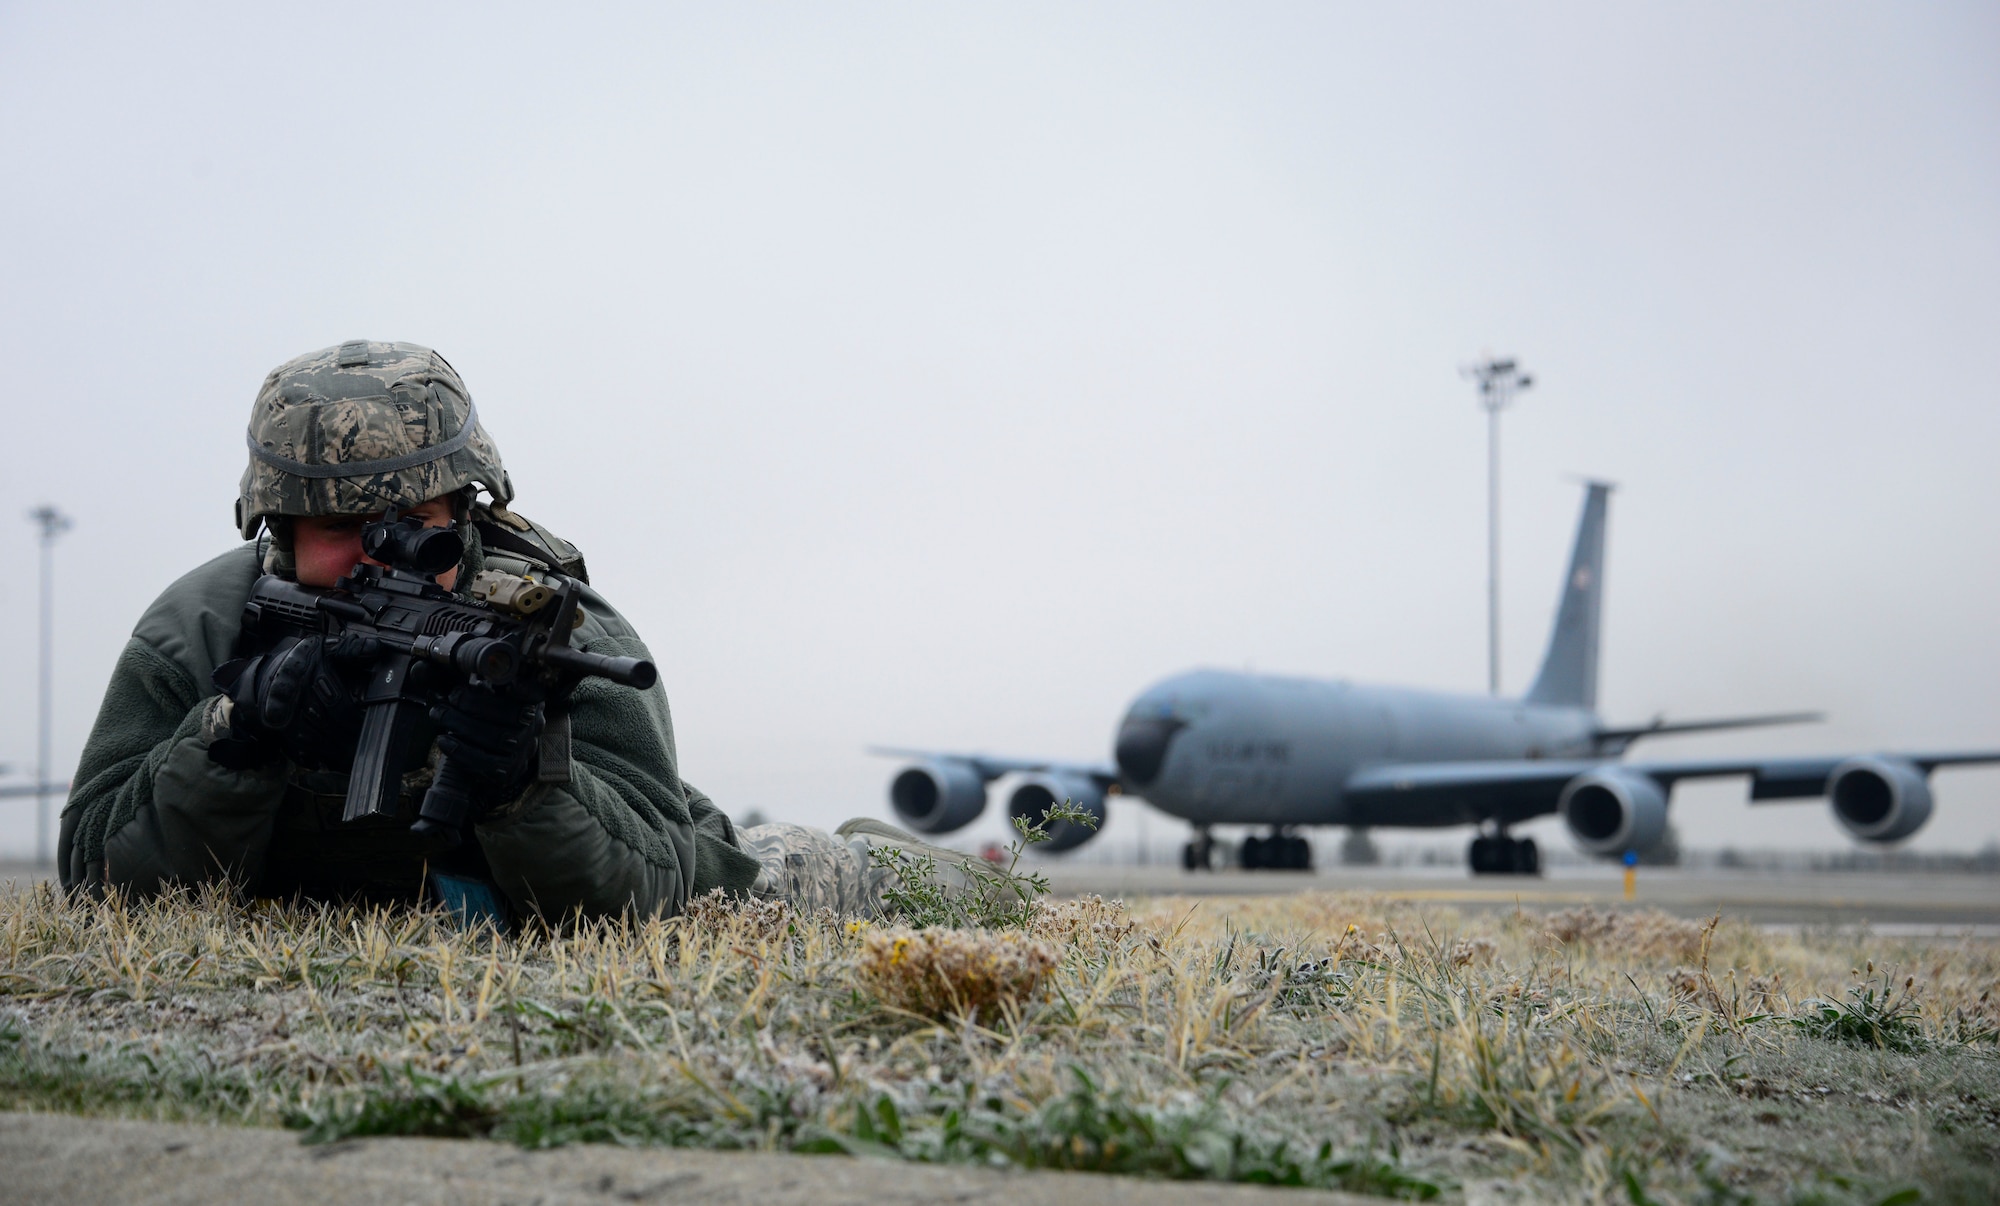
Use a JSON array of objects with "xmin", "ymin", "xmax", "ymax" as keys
[{"xmin": 739, "ymin": 818, "xmax": 1008, "ymax": 919}]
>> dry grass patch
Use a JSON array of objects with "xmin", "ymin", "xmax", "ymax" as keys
[{"xmin": 856, "ymin": 926, "xmax": 1057, "ymax": 1020}]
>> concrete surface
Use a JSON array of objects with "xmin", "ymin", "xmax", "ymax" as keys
[
  {"xmin": 0, "ymin": 862, "xmax": 51, "ymax": 889},
  {"xmin": 1041, "ymin": 864, "xmax": 2000, "ymax": 928},
  {"xmin": 9, "ymin": 860, "xmax": 1999, "ymax": 927},
  {"xmin": 0, "ymin": 1112, "xmax": 1374, "ymax": 1206}
]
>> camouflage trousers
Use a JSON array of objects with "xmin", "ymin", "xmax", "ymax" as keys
[{"xmin": 737, "ymin": 819, "xmax": 991, "ymax": 919}]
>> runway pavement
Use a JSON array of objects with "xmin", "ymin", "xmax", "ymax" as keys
[
  {"xmin": 0, "ymin": 862, "xmax": 51, "ymax": 891},
  {"xmin": 1039, "ymin": 862, "xmax": 2000, "ymax": 929},
  {"xmin": 7, "ymin": 860, "xmax": 1995, "ymax": 929}
]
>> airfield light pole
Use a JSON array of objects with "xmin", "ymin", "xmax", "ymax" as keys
[
  {"xmin": 1461, "ymin": 359, "xmax": 1532, "ymax": 696},
  {"xmin": 29, "ymin": 506, "xmax": 72, "ymax": 867}
]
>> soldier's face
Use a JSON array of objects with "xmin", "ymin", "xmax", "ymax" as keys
[{"xmin": 293, "ymin": 496, "xmax": 460, "ymax": 590}]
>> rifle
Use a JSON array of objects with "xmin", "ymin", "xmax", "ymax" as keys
[{"xmin": 237, "ymin": 514, "xmax": 656, "ymax": 843}]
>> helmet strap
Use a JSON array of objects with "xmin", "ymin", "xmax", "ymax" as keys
[{"xmin": 260, "ymin": 517, "xmax": 297, "ymax": 578}]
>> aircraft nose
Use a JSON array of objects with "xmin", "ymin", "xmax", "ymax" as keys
[{"xmin": 1115, "ymin": 715, "xmax": 1186, "ymax": 786}]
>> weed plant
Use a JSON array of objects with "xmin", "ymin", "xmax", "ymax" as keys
[
  {"xmin": 1, "ymin": 872, "xmax": 1997, "ymax": 1202},
  {"xmin": 871, "ymin": 798, "xmax": 1098, "ymax": 929},
  {"xmin": 1789, "ymin": 970, "xmax": 1927, "ymax": 1053}
]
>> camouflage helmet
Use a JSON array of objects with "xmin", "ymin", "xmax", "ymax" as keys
[{"xmin": 236, "ymin": 340, "xmax": 514, "ymax": 538}]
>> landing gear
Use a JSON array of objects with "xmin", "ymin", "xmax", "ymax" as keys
[
  {"xmin": 1184, "ymin": 829, "xmax": 1315, "ymax": 872},
  {"xmin": 1468, "ymin": 833, "xmax": 1540, "ymax": 876},
  {"xmin": 1241, "ymin": 829, "xmax": 1314, "ymax": 872},
  {"xmin": 1181, "ymin": 829, "xmax": 1218, "ymax": 871}
]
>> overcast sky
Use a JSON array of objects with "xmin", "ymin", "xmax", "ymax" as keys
[{"xmin": 1, "ymin": 2, "xmax": 1995, "ymax": 860}]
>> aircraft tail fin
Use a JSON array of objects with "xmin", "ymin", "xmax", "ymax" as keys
[{"xmin": 1524, "ymin": 481, "xmax": 1612, "ymax": 710}]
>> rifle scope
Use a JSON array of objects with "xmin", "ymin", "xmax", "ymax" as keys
[{"xmin": 362, "ymin": 516, "xmax": 464, "ymax": 576}]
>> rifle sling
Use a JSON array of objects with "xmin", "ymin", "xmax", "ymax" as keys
[
  {"xmin": 536, "ymin": 710, "xmax": 573, "ymax": 785},
  {"xmin": 470, "ymin": 523, "xmax": 579, "ymax": 786},
  {"xmin": 474, "ymin": 519, "xmax": 573, "ymax": 578}
]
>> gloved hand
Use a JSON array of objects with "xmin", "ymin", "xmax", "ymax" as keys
[
  {"xmin": 429, "ymin": 682, "xmax": 545, "ymax": 813},
  {"xmin": 208, "ymin": 634, "xmax": 371, "ymax": 771}
]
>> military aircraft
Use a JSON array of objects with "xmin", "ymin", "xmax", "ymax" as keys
[{"xmin": 874, "ymin": 483, "xmax": 1998, "ymax": 874}]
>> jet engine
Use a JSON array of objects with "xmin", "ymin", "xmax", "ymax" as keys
[
  {"xmin": 889, "ymin": 760, "xmax": 988, "ymax": 834},
  {"xmin": 1558, "ymin": 768, "xmax": 1669, "ymax": 857},
  {"xmin": 1827, "ymin": 756, "xmax": 1933, "ymax": 844},
  {"xmin": 1006, "ymin": 773, "xmax": 1108, "ymax": 852}
]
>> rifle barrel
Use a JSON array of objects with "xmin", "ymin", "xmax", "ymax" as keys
[{"xmin": 541, "ymin": 644, "xmax": 657, "ymax": 690}]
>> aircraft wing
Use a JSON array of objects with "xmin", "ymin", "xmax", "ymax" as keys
[
  {"xmin": 1342, "ymin": 751, "xmax": 2000, "ymax": 825},
  {"xmin": 866, "ymin": 747, "xmax": 1120, "ymax": 786},
  {"xmin": 1590, "ymin": 711, "xmax": 1823, "ymax": 754},
  {"xmin": 1634, "ymin": 751, "xmax": 2000, "ymax": 799}
]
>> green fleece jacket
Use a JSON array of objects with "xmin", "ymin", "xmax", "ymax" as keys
[{"xmin": 57, "ymin": 539, "xmax": 760, "ymax": 919}]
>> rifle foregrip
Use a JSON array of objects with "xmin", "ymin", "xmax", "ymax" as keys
[{"xmin": 540, "ymin": 645, "xmax": 658, "ymax": 690}]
